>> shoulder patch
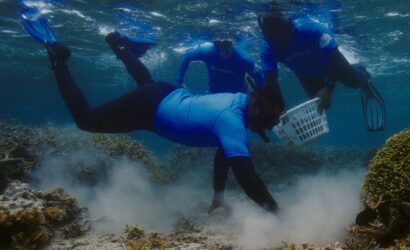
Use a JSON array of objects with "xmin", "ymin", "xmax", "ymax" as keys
[{"xmin": 319, "ymin": 33, "xmax": 333, "ymax": 48}]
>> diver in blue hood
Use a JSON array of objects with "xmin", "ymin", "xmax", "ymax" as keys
[
  {"xmin": 258, "ymin": 12, "xmax": 385, "ymax": 131},
  {"xmin": 176, "ymin": 39, "xmax": 263, "ymax": 93}
]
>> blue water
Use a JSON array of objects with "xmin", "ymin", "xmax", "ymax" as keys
[{"xmin": 0, "ymin": 0, "xmax": 409, "ymax": 150}]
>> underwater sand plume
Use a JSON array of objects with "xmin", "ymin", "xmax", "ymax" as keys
[{"xmin": 0, "ymin": 119, "xmax": 169, "ymax": 193}]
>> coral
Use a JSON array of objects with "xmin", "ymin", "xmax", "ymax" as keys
[
  {"xmin": 10, "ymin": 226, "xmax": 50, "ymax": 250},
  {"xmin": 349, "ymin": 128, "xmax": 410, "ymax": 248},
  {"xmin": 0, "ymin": 207, "xmax": 51, "ymax": 249},
  {"xmin": 92, "ymin": 134, "xmax": 170, "ymax": 183},
  {"xmin": 362, "ymin": 129, "xmax": 410, "ymax": 205},
  {"xmin": 125, "ymin": 224, "xmax": 145, "ymax": 241},
  {"xmin": 124, "ymin": 224, "xmax": 170, "ymax": 250},
  {"xmin": 0, "ymin": 181, "xmax": 85, "ymax": 249},
  {"xmin": 0, "ymin": 119, "xmax": 171, "ymax": 192},
  {"xmin": 44, "ymin": 206, "xmax": 66, "ymax": 224}
]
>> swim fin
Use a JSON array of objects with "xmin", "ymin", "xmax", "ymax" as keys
[
  {"xmin": 360, "ymin": 80, "xmax": 386, "ymax": 131},
  {"xmin": 118, "ymin": 32, "xmax": 156, "ymax": 58},
  {"xmin": 125, "ymin": 35, "xmax": 156, "ymax": 47},
  {"xmin": 19, "ymin": 1, "xmax": 57, "ymax": 45}
]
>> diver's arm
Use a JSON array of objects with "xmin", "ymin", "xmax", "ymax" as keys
[
  {"xmin": 229, "ymin": 156, "xmax": 278, "ymax": 213},
  {"xmin": 328, "ymin": 48, "xmax": 365, "ymax": 88},
  {"xmin": 264, "ymin": 71, "xmax": 286, "ymax": 109},
  {"xmin": 176, "ymin": 48, "xmax": 207, "ymax": 87}
]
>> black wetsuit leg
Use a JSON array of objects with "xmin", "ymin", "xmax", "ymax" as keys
[
  {"xmin": 212, "ymin": 148, "xmax": 230, "ymax": 202},
  {"xmin": 52, "ymin": 63, "xmax": 176, "ymax": 133},
  {"xmin": 108, "ymin": 42, "xmax": 154, "ymax": 86},
  {"xmin": 230, "ymin": 157, "xmax": 279, "ymax": 213}
]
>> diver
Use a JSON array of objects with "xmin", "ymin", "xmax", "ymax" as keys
[
  {"xmin": 176, "ymin": 39, "xmax": 263, "ymax": 93},
  {"xmin": 176, "ymin": 39, "xmax": 267, "ymax": 213},
  {"xmin": 258, "ymin": 12, "xmax": 385, "ymax": 131},
  {"xmin": 20, "ymin": 1, "xmax": 284, "ymax": 214}
]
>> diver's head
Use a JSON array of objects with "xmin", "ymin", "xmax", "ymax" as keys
[
  {"xmin": 214, "ymin": 39, "xmax": 234, "ymax": 59},
  {"xmin": 248, "ymin": 84, "xmax": 285, "ymax": 142},
  {"xmin": 258, "ymin": 13, "xmax": 293, "ymax": 51}
]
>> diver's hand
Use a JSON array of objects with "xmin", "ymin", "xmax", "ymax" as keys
[{"xmin": 316, "ymin": 86, "xmax": 333, "ymax": 113}]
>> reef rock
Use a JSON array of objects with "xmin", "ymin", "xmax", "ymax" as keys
[{"xmin": 0, "ymin": 181, "xmax": 85, "ymax": 249}]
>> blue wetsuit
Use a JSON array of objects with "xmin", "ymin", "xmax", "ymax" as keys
[
  {"xmin": 261, "ymin": 17, "xmax": 338, "ymax": 78},
  {"xmin": 177, "ymin": 45, "xmax": 263, "ymax": 93},
  {"xmin": 155, "ymin": 88, "xmax": 249, "ymax": 158},
  {"xmin": 260, "ymin": 17, "xmax": 367, "ymax": 99}
]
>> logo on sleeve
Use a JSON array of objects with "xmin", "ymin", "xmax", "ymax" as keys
[{"xmin": 319, "ymin": 33, "xmax": 332, "ymax": 48}]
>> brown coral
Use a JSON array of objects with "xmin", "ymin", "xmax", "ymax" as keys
[
  {"xmin": 0, "ymin": 182, "xmax": 85, "ymax": 249},
  {"xmin": 124, "ymin": 224, "xmax": 170, "ymax": 250}
]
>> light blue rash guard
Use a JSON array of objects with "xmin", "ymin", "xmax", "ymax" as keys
[
  {"xmin": 154, "ymin": 88, "xmax": 250, "ymax": 158},
  {"xmin": 177, "ymin": 45, "xmax": 263, "ymax": 93},
  {"xmin": 260, "ymin": 17, "xmax": 338, "ymax": 77}
]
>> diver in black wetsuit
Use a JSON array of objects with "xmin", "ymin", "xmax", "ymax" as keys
[{"xmin": 47, "ymin": 32, "xmax": 284, "ymax": 214}]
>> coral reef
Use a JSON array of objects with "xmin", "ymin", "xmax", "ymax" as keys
[
  {"xmin": 0, "ymin": 181, "xmax": 85, "ymax": 249},
  {"xmin": 0, "ymin": 119, "xmax": 170, "ymax": 192}
]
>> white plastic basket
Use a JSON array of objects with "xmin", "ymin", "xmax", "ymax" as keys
[{"xmin": 272, "ymin": 97, "xmax": 329, "ymax": 146}]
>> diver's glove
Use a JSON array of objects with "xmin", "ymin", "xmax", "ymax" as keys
[
  {"xmin": 47, "ymin": 42, "xmax": 71, "ymax": 69},
  {"xmin": 316, "ymin": 83, "xmax": 335, "ymax": 113}
]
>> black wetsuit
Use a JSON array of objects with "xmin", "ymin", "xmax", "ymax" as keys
[{"xmin": 50, "ymin": 42, "xmax": 278, "ymax": 213}]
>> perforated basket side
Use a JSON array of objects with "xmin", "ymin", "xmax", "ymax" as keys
[{"xmin": 272, "ymin": 98, "xmax": 329, "ymax": 146}]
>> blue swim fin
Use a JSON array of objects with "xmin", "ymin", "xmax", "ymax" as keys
[
  {"xmin": 360, "ymin": 81, "xmax": 386, "ymax": 131},
  {"xmin": 19, "ymin": 1, "xmax": 57, "ymax": 45},
  {"xmin": 126, "ymin": 35, "xmax": 156, "ymax": 46}
]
